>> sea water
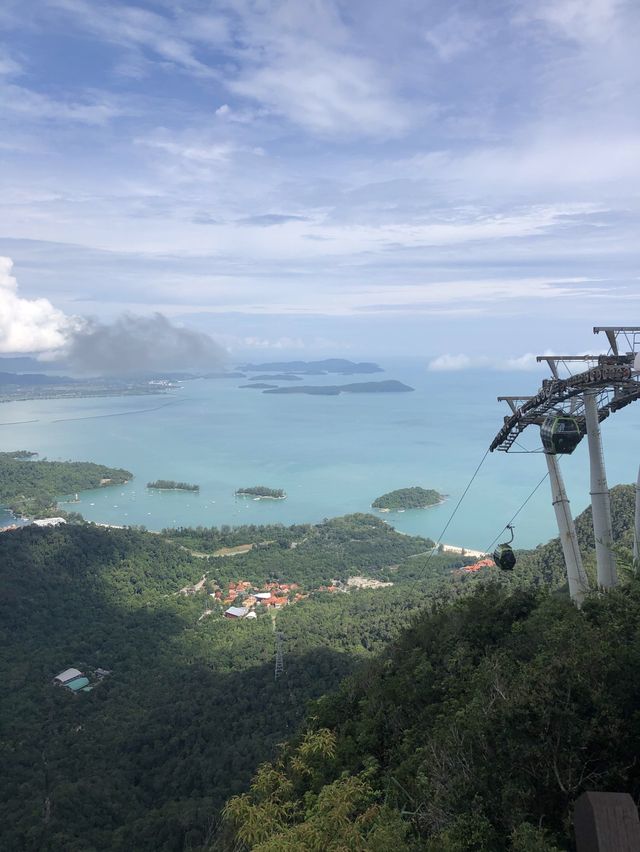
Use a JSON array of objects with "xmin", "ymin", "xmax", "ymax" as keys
[{"xmin": 1, "ymin": 358, "xmax": 638, "ymax": 549}]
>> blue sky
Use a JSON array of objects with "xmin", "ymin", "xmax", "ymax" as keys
[{"xmin": 0, "ymin": 0, "xmax": 639, "ymax": 363}]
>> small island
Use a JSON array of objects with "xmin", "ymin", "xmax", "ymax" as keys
[
  {"xmin": 251, "ymin": 374, "xmax": 302, "ymax": 381},
  {"xmin": 264, "ymin": 380, "xmax": 414, "ymax": 396},
  {"xmin": 147, "ymin": 480, "xmax": 200, "ymax": 492},
  {"xmin": 235, "ymin": 486, "xmax": 287, "ymax": 500},
  {"xmin": 372, "ymin": 487, "xmax": 445, "ymax": 511},
  {"xmin": 239, "ymin": 383, "xmax": 279, "ymax": 390},
  {"xmin": 241, "ymin": 359, "xmax": 383, "ymax": 375}
]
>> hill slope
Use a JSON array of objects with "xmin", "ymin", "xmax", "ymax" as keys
[
  {"xmin": 0, "ymin": 487, "xmax": 636, "ymax": 851},
  {"xmin": 217, "ymin": 486, "xmax": 640, "ymax": 851}
]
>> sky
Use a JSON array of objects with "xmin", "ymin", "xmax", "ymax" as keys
[{"xmin": 0, "ymin": 0, "xmax": 639, "ymax": 363}]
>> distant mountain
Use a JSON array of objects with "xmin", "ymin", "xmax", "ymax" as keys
[
  {"xmin": 0, "ymin": 372, "xmax": 77, "ymax": 386},
  {"xmin": 202, "ymin": 371, "xmax": 246, "ymax": 379},
  {"xmin": 239, "ymin": 383, "xmax": 279, "ymax": 389},
  {"xmin": 0, "ymin": 356, "xmax": 69, "ymax": 373},
  {"xmin": 264, "ymin": 380, "xmax": 414, "ymax": 395},
  {"xmin": 241, "ymin": 359, "xmax": 383, "ymax": 375},
  {"xmin": 251, "ymin": 374, "xmax": 302, "ymax": 381}
]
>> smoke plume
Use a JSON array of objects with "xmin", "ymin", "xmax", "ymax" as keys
[
  {"xmin": 65, "ymin": 313, "xmax": 227, "ymax": 374},
  {"xmin": 0, "ymin": 256, "xmax": 226, "ymax": 373}
]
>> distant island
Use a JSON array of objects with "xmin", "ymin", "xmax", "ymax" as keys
[
  {"xmin": 235, "ymin": 486, "xmax": 287, "ymax": 500},
  {"xmin": 239, "ymin": 383, "xmax": 279, "ymax": 390},
  {"xmin": 147, "ymin": 480, "xmax": 200, "ymax": 492},
  {"xmin": 241, "ymin": 359, "xmax": 383, "ymax": 375},
  {"xmin": 251, "ymin": 374, "xmax": 302, "ymax": 381},
  {"xmin": 372, "ymin": 487, "xmax": 445, "ymax": 511},
  {"xmin": 264, "ymin": 380, "xmax": 414, "ymax": 396},
  {"xmin": 201, "ymin": 372, "xmax": 246, "ymax": 379}
]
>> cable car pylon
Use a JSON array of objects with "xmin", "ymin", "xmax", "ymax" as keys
[
  {"xmin": 490, "ymin": 325, "xmax": 640, "ymax": 605},
  {"xmin": 583, "ymin": 390, "xmax": 616, "ymax": 588},
  {"xmin": 544, "ymin": 452, "xmax": 589, "ymax": 605}
]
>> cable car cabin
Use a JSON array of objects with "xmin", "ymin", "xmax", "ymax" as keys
[
  {"xmin": 493, "ymin": 543, "xmax": 516, "ymax": 571},
  {"xmin": 540, "ymin": 414, "xmax": 583, "ymax": 455}
]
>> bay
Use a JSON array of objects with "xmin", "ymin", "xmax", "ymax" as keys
[{"xmin": 1, "ymin": 358, "xmax": 638, "ymax": 549}]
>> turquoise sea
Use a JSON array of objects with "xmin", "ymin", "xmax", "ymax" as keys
[{"xmin": 1, "ymin": 358, "xmax": 638, "ymax": 550}]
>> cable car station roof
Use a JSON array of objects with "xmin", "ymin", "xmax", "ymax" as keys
[{"xmin": 490, "ymin": 326, "xmax": 640, "ymax": 453}]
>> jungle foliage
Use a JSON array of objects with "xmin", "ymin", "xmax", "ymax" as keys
[
  {"xmin": 0, "ymin": 450, "xmax": 131, "ymax": 517},
  {"xmin": 0, "ymin": 516, "xmax": 445, "ymax": 851},
  {"xmin": 1, "ymin": 486, "xmax": 637, "ymax": 851},
  {"xmin": 166, "ymin": 513, "xmax": 436, "ymax": 588},
  {"xmin": 147, "ymin": 480, "xmax": 200, "ymax": 491},
  {"xmin": 216, "ymin": 485, "xmax": 640, "ymax": 852},
  {"xmin": 372, "ymin": 486, "xmax": 444, "ymax": 510},
  {"xmin": 235, "ymin": 486, "xmax": 286, "ymax": 499}
]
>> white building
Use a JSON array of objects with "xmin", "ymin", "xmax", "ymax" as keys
[
  {"xmin": 33, "ymin": 518, "xmax": 67, "ymax": 527},
  {"xmin": 224, "ymin": 606, "xmax": 249, "ymax": 619},
  {"xmin": 53, "ymin": 668, "xmax": 82, "ymax": 684}
]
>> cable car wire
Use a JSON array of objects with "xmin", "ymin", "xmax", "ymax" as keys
[
  {"xmin": 483, "ymin": 471, "xmax": 549, "ymax": 556},
  {"xmin": 403, "ymin": 449, "xmax": 549, "ymax": 602},
  {"xmin": 404, "ymin": 448, "xmax": 490, "ymax": 599}
]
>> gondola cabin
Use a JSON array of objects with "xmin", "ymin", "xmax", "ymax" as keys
[
  {"xmin": 493, "ymin": 543, "xmax": 516, "ymax": 571},
  {"xmin": 540, "ymin": 414, "xmax": 583, "ymax": 455}
]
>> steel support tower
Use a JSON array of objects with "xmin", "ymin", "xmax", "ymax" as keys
[
  {"xmin": 490, "ymin": 326, "xmax": 640, "ymax": 604},
  {"xmin": 583, "ymin": 391, "xmax": 617, "ymax": 587},
  {"xmin": 545, "ymin": 453, "xmax": 589, "ymax": 605}
]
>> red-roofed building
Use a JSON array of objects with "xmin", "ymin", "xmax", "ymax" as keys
[
  {"xmin": 458, "ymin": 557, "xmax": 495, "ymax": 574},
  {"xmin": 264, "ymin": 596, "xmax": 288, "ymax": 609}
]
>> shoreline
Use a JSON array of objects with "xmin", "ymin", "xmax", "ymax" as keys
[
  {"xmin": 439, "ymin": 543, "xmax": 487, "ymax": 559},
  {"xmin": 147, "ymin": 487, "xmax": 200, "ymax": 493},
  {"xmin": 373, "ymin": 497, "xmax": 447, "ymax": 513},
  {"xmin": 235, "ymin": 493, "xmax": 287, "ymax": 500}
]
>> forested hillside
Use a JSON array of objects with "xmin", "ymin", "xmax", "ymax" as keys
[
  {"xmin": 0, "ymin": 517, "xmax": 446, "ymax": 851},
  {"xmin": 0, "ymin": 451, "xmax": 132, "ymax": 517},
  {"xmin": 216, "ymin": 485, "xmax": 640, "ymax": 852},
  {"xmin": 0, "ymin": 486, "xmax": 636, "ymax": 851},
  {"xmin": 166, "ymin": 513, "xmax": 436, "ymax": 587}
]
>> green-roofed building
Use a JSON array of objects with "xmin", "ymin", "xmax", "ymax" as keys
[{"xmin": 66, "ymin": 676, "xmax": 90, "ymax": 691}]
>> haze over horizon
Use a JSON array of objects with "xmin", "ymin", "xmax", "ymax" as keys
[{"xmin": 1, "ymin": 0, "xmax": 639, "ymax": 363}]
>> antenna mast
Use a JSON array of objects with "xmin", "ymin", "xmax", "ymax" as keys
[{"xmin": 274, "ymin": 631, "xmax": 284, "ymax": 679}]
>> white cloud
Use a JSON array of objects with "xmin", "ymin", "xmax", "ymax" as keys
[
  {"xmin": 237, "ymin": 335, "xmax": 306, "ymax": 350},
  {"xmin": 428, "ymin": 352, "xmax": 550, "ymax": 372},
  {"xmin": 0, "ymin": 82, "xmax": 126, "ymax": 124},
  {"xmin": 502, "ymin": 353, "xmax": 541, "ymax": 371},
  {"xmin": 47, "ymin": 0, "xmax": 217, "ymax": 77},
  {"xmin": 0, "ymin": 49, "xmax": 22, "ymax": 76},
  {"xmin": 230, "ymin": 44, "xmax": 408, "ymax": 137},
  {"xmin": 0, "ymin": 257, "xmax": 78, "ymax": 353},
  {"xmin": 428, "ymin": 353, "xmax": 485, "ymax": 371},
  {"xmin": 424, "ymin": 13, "xmax": 486, "ymax": 61},
  {"xmin": 138, "ymin": 136, "xmax": 235, "ymax": 164},
  {"xmin": 520, "ymin": 0, "xmax": 622, "ymax": 42}
]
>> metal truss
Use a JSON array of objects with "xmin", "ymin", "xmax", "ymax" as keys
[{"xmin": 490, "ymin": 327, "xmax": 640, "ymax": 453}]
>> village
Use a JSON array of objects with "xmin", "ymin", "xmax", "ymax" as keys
[{"xmin": 179, "ymin": 574, "xmax": 394, "ymax": 620}]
